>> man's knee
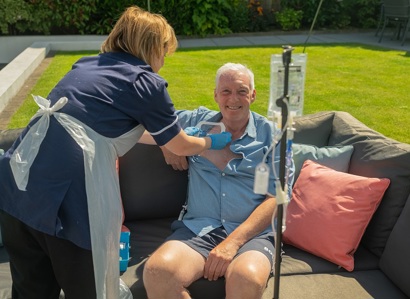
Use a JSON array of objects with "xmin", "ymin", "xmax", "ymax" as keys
[
  {"xmin": 226, "ymin": 254, "xmax": 271, "ymax": 288},
  {"xmin": 144, "ymin": 252, "xmax": 173, "ymax": 281}
]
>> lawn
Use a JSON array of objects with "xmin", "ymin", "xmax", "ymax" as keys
[{"xmin": 8, "ymin": 44, "xmax": 410, "ymax": 144}]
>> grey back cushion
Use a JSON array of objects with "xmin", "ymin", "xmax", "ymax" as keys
[
  {"xmin": 292, "ymin": 143, "xmax": 354, "ymax": 182},
  {"xmin": 379, "ymin": 193, "xmax": 410, "ymax": 297},
  {"xmin": 119, "ymin": 143, "xmax": 188, "ymax": 221}
]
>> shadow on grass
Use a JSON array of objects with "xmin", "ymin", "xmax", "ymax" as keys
[{"xmin": 51, "ymin": 43, "xmax": 410, "ymax": 59}]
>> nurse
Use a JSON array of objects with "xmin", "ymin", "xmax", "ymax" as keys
[{"xmin": 0, "ymin": 6, "xmax": 231, "ymax": 299}]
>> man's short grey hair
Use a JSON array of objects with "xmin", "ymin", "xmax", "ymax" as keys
[{"xmin": 215, "ymin": 63, "xmax": 255, "ymax": 90}]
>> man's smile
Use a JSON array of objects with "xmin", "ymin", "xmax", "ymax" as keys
[{"xmin": 227, "ymin": 106, "xmax": 241, "ymax": 110}]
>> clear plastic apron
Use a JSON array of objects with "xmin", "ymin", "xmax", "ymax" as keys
[{"xmin": 10, "ymin": 95, "xmax": 142, "ymax": 299}]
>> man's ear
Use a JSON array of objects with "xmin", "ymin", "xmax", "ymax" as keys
[
  {"xmin": 250, "ymin": 89, "xmax": 256, "ymax": 103},
  {"xmin": 214, "ymin": 89, "xmax": 218, "ymax": 103}
]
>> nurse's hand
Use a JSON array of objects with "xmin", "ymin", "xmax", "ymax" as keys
[
  {"xmin": 184, "ymin": 127, "xmax": 200, "ymax": 136},
  {"xmin": 184, "ymin": 127, "xmax": 206, "ymax": 137},
  {"xmin": 209, "ymin": 132, "xmax": 232, "ymax": 150}
]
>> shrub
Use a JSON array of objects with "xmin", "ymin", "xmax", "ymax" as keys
[
  {"xmin": 275, "ymin": 8, "xmax": 303, "ymax": 31},
  {"xmin": 0, "ymin": 0, "xmax": 30, "ymax": 34},
  {"xmin": 46, "ymin": 0, "xmax": 98, "ymax": 34},
  {"xmin": 344, "ymin": 0, "xmax": 381, "ymax": 28},
  {"xmin": 0, "ymin": 0, "xmax": 380, "ymax": 36},
  {"xmin": 247, "ymin": 0, "xmax": 270, "ymax": 32},
  {"xmin": 188, "ymin": 0, "xmax": 232, "ymax": 36},
  {"xmin": 0, "ymin": 0, "xmax": 53, "ymax": 35},
  {"xmin": 85, "ymin": 0, "xmax": 139, "ymax": 35},
  {"xmin": 281, "ymin": 0, "xmax": 350, "ymax": 29},
  {"xmin": 227, "ymin": 0, "xmax": 249, "ymax": 33},
  {"xmin": 149, "ymin": 0, "xmax": 194, "ymax": 36}
]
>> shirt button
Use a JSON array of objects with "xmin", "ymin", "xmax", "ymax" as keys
[
  {"xmin": 222, "ymin": 193, "xmax": 226, "ymax": 197},
  {"xmin": 222, "ymin": 173, "xmax": 225, "ymax": 176},
  {"xmin": 222, "ymin": 219, "xmax": 226, "ymax": 223}
]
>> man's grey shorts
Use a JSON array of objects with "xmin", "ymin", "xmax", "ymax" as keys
[{"xmin": 166, "ymin": 220, "xmax": 275, "ymax": 267}]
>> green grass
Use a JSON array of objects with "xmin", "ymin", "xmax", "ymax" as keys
[{"xmin": 9, "ymin": 44, "xmax": 410, "ymax": 144}]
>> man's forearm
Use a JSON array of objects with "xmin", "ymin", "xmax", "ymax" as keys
[{"xmin": 225, "ymin": 196, "xmax": 276, "ymax": 248}]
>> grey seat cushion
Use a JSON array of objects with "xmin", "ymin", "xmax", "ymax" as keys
[
  {"xmin": 275, "ymin": 270, "xmax": 409, "ymax": 299},
  {"xmin": 281, "ymin": 245, "xmax": 379, "ymax": 275},
  {"xmin": 120, "ymin": 218, "xmax": 227, "ymax": 299},
  {"xmin": 120, "ymin": 218, "xmax": 382, "ymax": 299}
]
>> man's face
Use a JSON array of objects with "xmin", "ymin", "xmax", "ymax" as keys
[{"xmin": 214, "ymin": 70, "xmax": 256, "ymax": 123}]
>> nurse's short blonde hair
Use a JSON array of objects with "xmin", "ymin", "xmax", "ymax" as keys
[{"xmin": 101, "ymin": 6, "xmax": 177, "ymax": 67}]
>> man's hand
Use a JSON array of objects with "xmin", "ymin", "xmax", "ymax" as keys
[
  {"xmin": 203, "ymin": 239, "xmax": 240, "ymax": 281},
  {"xmin": 160, "ymin": 146, "xmax": 189, "ymax": 171}
]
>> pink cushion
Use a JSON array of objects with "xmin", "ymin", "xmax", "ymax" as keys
[{"xmin": 282, "ymin": 160, "xmax": 390, "ymax": 271}]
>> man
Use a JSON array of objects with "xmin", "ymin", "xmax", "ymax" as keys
[{"xmin": 143, "ymin": 63, "xmax": 293, "ymax": 299}]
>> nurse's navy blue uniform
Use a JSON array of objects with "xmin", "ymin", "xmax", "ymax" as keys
[{"xmin": 0, "ymin": 52, "xmax": 181, "ymax": 251}]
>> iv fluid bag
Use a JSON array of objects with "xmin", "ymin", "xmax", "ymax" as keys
[{"xmin": 268, "ymin": 53, "xmax": 307, "ymax": 119}]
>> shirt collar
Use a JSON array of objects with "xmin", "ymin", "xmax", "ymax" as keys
[{"xmin": 207, "ymin": 111, "xmax": 257, "ymax": 140}]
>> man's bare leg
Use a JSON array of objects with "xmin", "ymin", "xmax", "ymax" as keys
[
  {"xmin": 225, "ymin": 250, "xmax": 271, "ymax": 299},
  {"xmin": 143, "ymin": 240, "xmax": 205, "ymax": 299}
]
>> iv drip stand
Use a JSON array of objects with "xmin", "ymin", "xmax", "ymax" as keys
[{"xmin": 273, "ymin": 45, "xmax": 293, "ymax": 299}]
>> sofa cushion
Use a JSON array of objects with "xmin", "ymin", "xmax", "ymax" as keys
[
  {"xmin": 119, "ymin": 144, "xmax": 188, "ymax": 221},
  {"xmin": 283, "ymin": 160, "xmax": 390, "ymax": 271},
  {"xmin": 348, "ymin": 140, "xmax": 410, "ymax": 257},
  {"xmin": 294, "ymin": 111, "xmax": 410, "ymax": 258},
  {"xmin": 281, "ymin": 245, "xmax": 380, "ymax": 275},
  {"xmin": 293, "ymin": 111, "xmax": 334, "ymax": 146},
  {"xmin": 119, "ymin": 217, "xmax": 383, "ymax": 299},
  {"xmin": 274, "ymin": 270, "xmax": 409, "ymax": 299},
  {"xmin": 327, "ymin": 113, "xmax": 410, "ymax": 258},
  {"xmin": 379, "ymin": 193, "xmax": 410, "ymax": 297},
  {"xmin": 292, "ymin": 143, "xmax": 353, "ymax": 181},
  {"xmin": 121, "ymin": 218, "xmax": 227, "ymax": 299}
]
